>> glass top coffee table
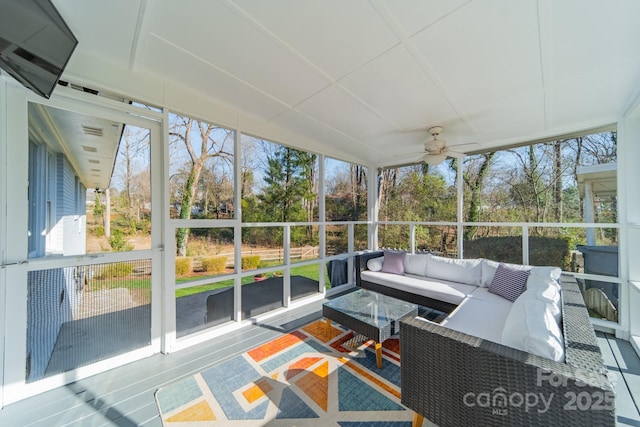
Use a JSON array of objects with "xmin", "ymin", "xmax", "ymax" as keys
[{"xmin": 322, "ymin": 288, "xmax": 418, "ymax": 368}]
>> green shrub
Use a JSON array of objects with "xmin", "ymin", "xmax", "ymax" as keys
[
  {"xmin": 109, "ymin": 229, "xmax": 133, "ymax": 252},
  {"xmin": 463, "ymin": 236, "xmax": 570, "ymax": 269},
  {"xmin": 242, "ymin": 255, "xmax": 261, "ymax": 270},
  {"xmin": 201, "ymin": 255, "xmax": 227, "ymax": 273},
  {"xmin": 94, "ymin": 226, "xmax": 105, "ymax": 237},
  {"xmin": 95, "ymin": 262, "xmax": 134, "ymax": 279},
  {"xmin": 175, "ymin": 257, "xmax": 193, "ymax": 276}
]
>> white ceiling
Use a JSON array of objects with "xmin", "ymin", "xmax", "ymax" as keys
[{"xmin": 52, "ymin": 0, "xmax": 640, "ymax": 169}]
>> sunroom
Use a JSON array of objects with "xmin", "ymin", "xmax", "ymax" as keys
[{"xmin": 1, "ymin": 0, "xmax": 640, "ymax": 425}]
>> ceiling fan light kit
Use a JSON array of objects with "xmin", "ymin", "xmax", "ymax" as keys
[
  {"xmin": 422, "ymin": 151, "xmax": 447, "ymax": 165},
  {"xmin": 422, "ymin": 125, "xmax": 448, "ymax": 164},
  {"xmin": 408, "ymin": 125, "xmax": 476, "ymax": 165},
  {"xmin": 424, "ymin": 139, "xmax": 446, "ymax": 152}
]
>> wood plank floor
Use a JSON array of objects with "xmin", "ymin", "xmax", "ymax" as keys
[{"xmin": 1, "ymin": 295, "xmax": 639, "ymax": 426}]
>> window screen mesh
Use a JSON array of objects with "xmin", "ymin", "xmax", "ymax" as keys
[{"xmin": 26, "ymin": 260, "xmax": 151, "ymax": 382}]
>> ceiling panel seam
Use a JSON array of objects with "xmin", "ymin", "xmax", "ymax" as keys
[
  {"xmin": 369, "ymin": 0, "xmax": 480, "ymax": 141},
  {"xmin": 129, "ymin": 0, "xmax": 148, "ymax": 73},
  {"xmin": 148, "ymin": 33, "xmax": 292, "ymax": 112},
  {"xmin": 223, "ymin": 0, "xmax": 334, "ymax": 85},
  {"xmin": 287, "ymin": 109, "xmax": 391, "ymax": 158},
  {"xmin": 537, "ymin": 0, "xmax": 554, "ymax": 131},
  {"xmin": 224, "ymin": 0, "xmax": 404, "ymax": 131}
]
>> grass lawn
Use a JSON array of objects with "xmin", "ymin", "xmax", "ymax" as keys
[
  {"xmin": 175, "ymin": 262, "xmax": 329, "ymax": 298},
  {"xmin": 87, "ymin": 260, "xmax": 331, "ymax": 299}
]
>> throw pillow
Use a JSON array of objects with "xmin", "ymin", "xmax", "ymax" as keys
[
  {"xmin": 488, "ymin": 263, "xmax": 531, "ymax": 302},
  {"xmin": 502, "ymin": 297, "xmax": 565, "ymax": 362},
  {"xmin": 381, "ymin": 251, "xmax": 406, "ymax": 275},
  {"xmin": 481, "ymin": 259, "xmax": 534, "ymax": 287},
  {"xmin": 404, "ymin": 253, "xmax": 428, "ymax": 276},
  {"xmin": 366, "ymin": 256, "xmax": 384, "ymax": 272}
]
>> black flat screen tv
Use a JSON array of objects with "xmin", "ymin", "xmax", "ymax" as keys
[{"xmin": 0, "ymin": 0, "xmax": 78, "ymax": 99}]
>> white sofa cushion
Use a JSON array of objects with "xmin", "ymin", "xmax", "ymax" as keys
[
  {"xmin": 440, "ymin": 289, "xmax": 513, "ymax": 344},
  {"xmin": 502, "ymin": 296, "xmax": 565, "ymax": 362},
  {"xmin": 527, "ymin": 266, "xmax": 562, "ymax": 292},
  {"xmin": 482, "ymin": 259, "xmax": 562, "ymax": 289},
  {"xmin": 519, "ymin": 282, "xmax": 562, "ymax": 324},
  {"xmin": 404, "ymin": 253, "xmax": 428, "ymax": 276},
  {"xmin": 367, "ymin": 256, "xmax": 384, "ymax": 272},
  {"xmin": 360, "ymin": 270, "xmax": 475, "ymax": 305},
  {"xmin": 426, "ymin": 255, "xmax": 483, "ymax": 286},
  {"xmin": 466, "ymin": 286, "xmax": 516, "ymax": 303}
]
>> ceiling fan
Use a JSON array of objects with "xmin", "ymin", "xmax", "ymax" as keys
[{"xmin": 420, "ymin": 126, "xmax": 475, "ymax": 165}]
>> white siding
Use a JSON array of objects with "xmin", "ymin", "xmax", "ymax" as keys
[{"xmin": 56, "ymin": 154, "xmax": 86, "ymax": 256}]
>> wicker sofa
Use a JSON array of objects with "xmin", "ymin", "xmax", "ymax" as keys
[{"xmin": 354, "ymin": 251, "xmax": 615, "ymax": 426}]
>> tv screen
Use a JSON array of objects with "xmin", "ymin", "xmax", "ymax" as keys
[{"xmin": 0, "ymin": 0, "xmax": 78, "ymax": 99}]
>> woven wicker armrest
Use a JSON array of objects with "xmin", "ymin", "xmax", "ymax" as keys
[
  {"xmin": 400, "ymin": 275, "xmax": 615, "ymax": 427},
  {"xmin": 354, "ymin": 251, "xmax": 384, "ymax": 287}
]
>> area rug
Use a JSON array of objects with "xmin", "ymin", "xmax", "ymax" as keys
[{"xmin": 155, "ymin": 318, "xmax": 413, "ymax": 426}]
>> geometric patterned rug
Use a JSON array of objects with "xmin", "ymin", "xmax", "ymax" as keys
[{"xmin": 155, "ymin": 318, "xmax": 415, "ymax": 426}]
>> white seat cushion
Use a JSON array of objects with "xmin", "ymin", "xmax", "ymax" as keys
[
  {"xmin": 360, "ymin": 270, "xmax": 476, "ymax": 305},
  {"xmin": 440, "ymin": 292, "xmax": 513, "ymax": 344},
  {"xmin": 467, "ymin": 286, "xmax": 517, "ymax": 304}
]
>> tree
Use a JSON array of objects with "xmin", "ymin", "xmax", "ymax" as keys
[
  {"xmin": 453, "ymin": 153, "xmax": 495, "ymax": 239},
  {"xmin": 169, "ymin": 115, "xmax": 233, "ymax": 256},
  {"xmin": 115, "ymin": 125, "xmax": 150, "ymax": 234},
  {"xmin": 376, "ymin": 164, "xmax": 456, "ymax": 250},
  {"xmin": 350, "ymin": 164, "xmax": 367, "ymax": 220},
  {"xmin": 553, "ymin": 140, "xmax": 563, "ymax": 222},
  {"xmin": 377, "ymin": 168, "xmax": 398, "ymax": 221},
  {"xmin": 259, "ymin": 146, "xmax": 315, "ymax": 224},
  {"xmin": 93, "ymin": 193, "xmax": 103, "ymax": 226}
]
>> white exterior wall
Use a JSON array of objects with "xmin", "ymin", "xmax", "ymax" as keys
[{"xmin": 56, "ymin": 153, "xmax": 86, "ymax": 256}]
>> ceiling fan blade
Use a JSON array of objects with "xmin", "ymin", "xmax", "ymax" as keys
[{"xmin": 447, "ymin": 150, "xmax": 466, "ymax": 158}]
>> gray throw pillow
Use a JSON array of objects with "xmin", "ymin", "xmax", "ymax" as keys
[
  {"xmin": 488, "ymin": 263, "xmax": 531, "ymax": 302},
  {"xmin": 381, "ymin": 251, "xmax": 405, "ymax": 275}
]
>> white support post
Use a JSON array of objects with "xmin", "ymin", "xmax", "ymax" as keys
[
  {"xmin": 370, "ymin": 166, "xmax": 379, "ymax": 250},
  {"xmin": 318, "ymin": 155, "xmax": 326, "ymax": 292},
  {"xmin": 457, "ymin": 159, "xmax": 464, "ymax": 258},
  {"xmin": 584, "ymin": 182, "xmax": 596, "ymax": 245},
  {"xmin": 348, "ymin": 223, "xmax": 354, "ymax": 285},
  {"xmin": 522, "ymin": 225, "xmax": 529, "ymax": 265},
  {"xmin": 105, "ymin": 189, "xmax": 111, "ymax": 238},
  {"xmin": 283, "ymin": 225, "xmax": 291, "ymax": 306},
  {"xmin": 0, "ymin": 79, "xmax": 6, "ymax": 409},
  {"xmin": 149, "ymin": 114, "xmax": 165, "ymax": 354},
  {"xmin": 234, "ymin": 128, "xmax": 243, "ymax": 321},
  {"xmin": 410, "ymin": 223, "xmax": 416, "ymax": 253}
]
